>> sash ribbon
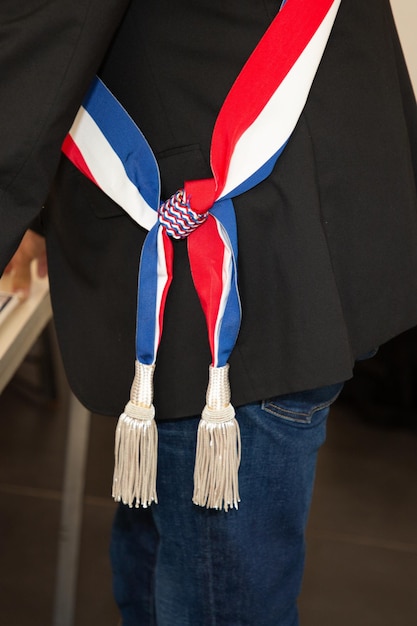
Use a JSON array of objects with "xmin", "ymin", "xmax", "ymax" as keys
[{"xmin": 63, "ymin": 0, "xmax": 341, "ymax": 510}]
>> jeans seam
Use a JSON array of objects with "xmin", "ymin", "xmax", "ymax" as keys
[{"xmin": 261, "ymin": 387, "xmax": 343, "ymax": 422}]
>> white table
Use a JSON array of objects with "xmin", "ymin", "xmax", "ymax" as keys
[
  {"xmin": 0, "ymin": 266, "xmax": 90, "ymax": 626},
  {"xmin": 0, "ymin": 267, "xmax": 52, "ymax": 392}
]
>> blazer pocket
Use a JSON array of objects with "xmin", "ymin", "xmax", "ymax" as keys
[
  {"xmin": 84, "ymin": 175, "xmax": 127, "ymax": 219},
  {"xmin": 157, "ymin": 144, "xmax": 211, "ymax": 199},
  {"xmin": 64, "ymin": 163, "xmax": 127, "ymax": 220}
]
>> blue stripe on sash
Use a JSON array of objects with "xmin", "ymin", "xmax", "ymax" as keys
[
  {"xmin": 135, "ymin": 224, "xmax": 161, "ymax": 364},
  {"xmin": 221, "ymin": 144, "xmax": 287, "ymax": 200},
  {"xmin": 83, "ymin": 78, "xmax": 161, "ymax": 212}
]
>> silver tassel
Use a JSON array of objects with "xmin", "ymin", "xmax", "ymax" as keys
[
  {"xmin": 112, "ymin": 361, "xmax": 158, "ymax": 508},
  {"xmin": 193, "ymin": 364, "xmax": 241, "ymax": 511}
]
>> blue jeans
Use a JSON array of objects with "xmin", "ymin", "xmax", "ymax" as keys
[{"xmin": 110, "ymin": 382, "xmax": 343, "ymax": 626}]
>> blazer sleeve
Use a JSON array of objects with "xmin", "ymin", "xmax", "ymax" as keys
[{"xmin": 0, "ymin": 0, "xmax": 129, "ymax": 270}]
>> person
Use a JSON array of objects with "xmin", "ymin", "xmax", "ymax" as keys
[{"xmin": 2, "ymin": 0, "xmax": 417, "ymax": 624}]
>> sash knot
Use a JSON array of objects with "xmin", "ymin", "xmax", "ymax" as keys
[{"xmin": 158, "ymin": 189, "xmax": 209, "ymax": 239}]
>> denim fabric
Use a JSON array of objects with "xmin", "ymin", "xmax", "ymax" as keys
[{"xmin": 110, "ymin": 382, "xmax": 343, "ymax": 626}]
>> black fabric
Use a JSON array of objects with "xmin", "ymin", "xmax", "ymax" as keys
[
  {"xmin": 3, "ymin": 0, "xmax": 417, "ymax": 420},
  {"xmin": 340, "ymin": 329, "xmax": 417, "ymax": 431},
  {"xmin": 0, "ymin": 0, "xmax": 129, "ymax": 264}
]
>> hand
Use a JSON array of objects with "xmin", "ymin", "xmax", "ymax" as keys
[{"xmin": 3, "ymin": 230, "xmax": 48, "ymax": 298}]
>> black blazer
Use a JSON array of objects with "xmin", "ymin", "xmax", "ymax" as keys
[{"xmin": 2, "ymin": 0, "xmax": 417, "ymax": 419}]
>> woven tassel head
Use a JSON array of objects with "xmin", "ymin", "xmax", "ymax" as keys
[
  {"xmin": 112, "ymin": 361, "xmax": 158, "ymax": 508},
  {"xmin": 193, "ymin": 364, "xmax": 241, "ymax": 511}
]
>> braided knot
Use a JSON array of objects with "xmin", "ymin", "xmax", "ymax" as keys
[{"xmin": 158, "ymin": 189, "xmax": 209, "ymax": 239}]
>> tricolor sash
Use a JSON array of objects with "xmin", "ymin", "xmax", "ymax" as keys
[{"xmin": 63, "ymin": 0, "xmax": 341, "ymax": 510}]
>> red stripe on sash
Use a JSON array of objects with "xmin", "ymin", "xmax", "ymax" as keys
[
  {"xmin": 62, "ymin": 134, "xmax": 98, "ymax": 186},
  {"xmin": 187, "ymin": 216, "xmax": 227, "ymax": 362},
  {"xmin": 158, "ymin": 230, "xmax": 174, "ymax": 345},
  {"xmin": 185, "ymin": 0, "xmax": 336, "ymax": 211}
]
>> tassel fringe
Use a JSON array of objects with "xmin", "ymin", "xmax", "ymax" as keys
[
  {"xmin": 112, "ymin": 362, "xmax": 158, "ymax": 508},
  {"xmin": 193, "ymin": 364, "xmax": 241, "ymax": 511},
  {"xmin": 112, "ymin": 362, "xmax": 241, "ymax": 510}
]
